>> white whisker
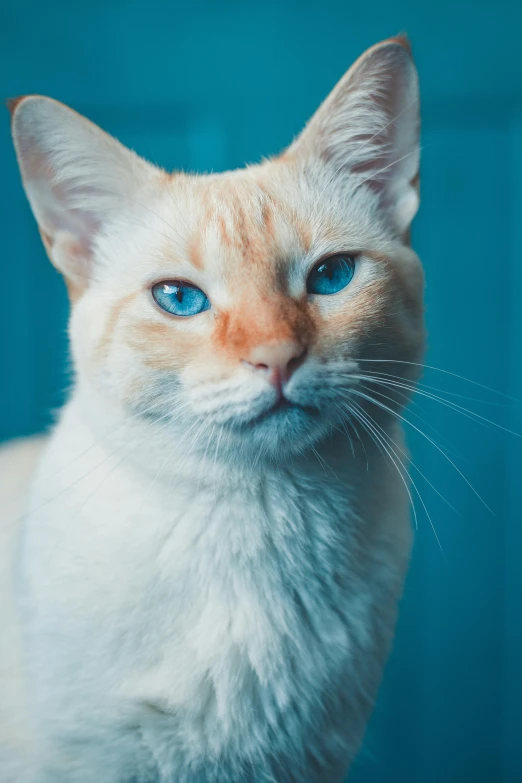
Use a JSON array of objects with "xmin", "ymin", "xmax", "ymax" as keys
[
  {"xmin": 352, "ymin": 373, "xmax": 521, "ymax": 440},
  {"xmin": 357, "ymin": 358, "xmax": 522, "ymax": 405},
  {"xmin": 350, "ymin": 387, "xmax": 494, "ymax": 515},
  {"xmin": 348, "ymin": 401, "xmax": 420, "ymax": 533}
]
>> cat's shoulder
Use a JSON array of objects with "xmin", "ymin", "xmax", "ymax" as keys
[
  {"xmin": 0, "ymin": 436, "xmax": 48, "ymax": 777},
  {"xmin": 0, "ymin": 435, "xmax": 48, "ymax": 524}
]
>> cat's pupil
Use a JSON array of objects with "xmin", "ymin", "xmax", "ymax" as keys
[
  {"xmin": 306, "ymin": 254, "xmax": 354, "ymax": 296},
  {"xmin": 176, "ymin": 288, "xmax": 183, "ymax": 303},
  {"xmin": 317, "ymin": 262, "xmax": 335, "ymax": 280}
]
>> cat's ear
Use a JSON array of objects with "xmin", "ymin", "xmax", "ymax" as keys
[
  {"xmin": 10, "ymin": 96, "xmax": 159, "ymax": 294},
  {"xmin": 288, "ymin": 36, "xmax": 420, "ymax": 238}
]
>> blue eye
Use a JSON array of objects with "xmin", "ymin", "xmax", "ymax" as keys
[
  {"xmin": 152, "ymin": 281, "xmax": 210, "ymax": 317},
  {"xmin": 306, "ymin": 254, "xmax": 356, "ymax": 295}
]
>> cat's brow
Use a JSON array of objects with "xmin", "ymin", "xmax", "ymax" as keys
[
  {"xmin": 216, "ymin": 214, "xmax": 232, "ymax": 248},
  {"xmin": 254, "ymin": 179, "xmax": 313, "ymax": 253},
  {"xmin": 187, "ymin": 233, "xmax": 204, "ymax": 269}
]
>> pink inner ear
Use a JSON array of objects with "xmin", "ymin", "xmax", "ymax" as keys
[
  {"xmin": 53, "ymin": 231, "xmax": 95, "ymax": 283},
  {"xmin": 16, "ymin": 121, "xmax": 101, "ymax": 256},
  {"xmin": 22, "ymin": 148, "xmax": 105, "ymax": 284},
  {"xmin": 27, "ymin": 174, "xmax": 101, "ymax": 250}
]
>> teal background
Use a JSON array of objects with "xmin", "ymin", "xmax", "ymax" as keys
[{"xmin": 1, "ymin": 1, "xmax": 521, "ymax": 781}]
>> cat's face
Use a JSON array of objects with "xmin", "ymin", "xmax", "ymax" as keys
[{"xmin": 11, "ymin": 37, "xmax": 424, "ymax": 459}]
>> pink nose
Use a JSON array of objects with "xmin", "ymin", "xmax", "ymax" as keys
[{"xmin": 242, "ymin": 341, "xmax": 307, "ymax": 390}]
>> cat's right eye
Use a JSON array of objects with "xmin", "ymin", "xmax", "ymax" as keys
[
  {"xmin": 152, "ymin": 281, "xmax": 211, "ymax": 317},
  {"xmin": 306, "ymin": 253, "xmax": 356, "ymax": 295}
]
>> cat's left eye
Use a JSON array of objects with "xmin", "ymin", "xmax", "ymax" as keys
[
  {"xmin": 307, "ymin": 253, "xmax": 356, "ymax": 295},
  {"xmin": 152, "ymin": 281, "xmax": 211, "ymax": 317}
]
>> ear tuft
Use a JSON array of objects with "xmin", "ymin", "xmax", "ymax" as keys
[
  {"xmin": 6, "ymin": 96, "xmax": 26, "ymax": 119},
  {"xmin": 387, "ymin": 33, "xmax": 412, "ymax": 56}
]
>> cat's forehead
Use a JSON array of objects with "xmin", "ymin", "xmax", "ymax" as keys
[
  {"xmin": 162, "ymin": 167, "xmax": 313, "ymax": 275},
  {"xmin": 128, "ymin": 160, "xmax": 388, "ymax": 290}
]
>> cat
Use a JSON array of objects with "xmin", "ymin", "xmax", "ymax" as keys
[{"xmin": 0, "ymin": 35, "xmax": 424, "ymax": 783}]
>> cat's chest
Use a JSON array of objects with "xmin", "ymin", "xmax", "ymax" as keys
[
  {"xmin": 26, "ymin": 460, "xmax": 373, "ymax": 732},
  {"xmin": 60, "ymin": 470, "xmax": 360, "ymax": 706},
  {"xmin": 123, "ymin": 474, "xmax": 360, "ymax": 671},
  {"xmin": 115, "ymin": 479, "xmax": 366, "ymax": 760},
  {"xmin": 24, "ymin": 452, "xmax": 402, "ymax": 771}
]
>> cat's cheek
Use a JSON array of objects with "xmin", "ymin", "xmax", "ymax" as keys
[
  {"xmin": 67, "ymin": 295, "xmax": 113, "ymax": 382},
  {"xmin": 120, "ymin": 319, "xmax": 203, "ymax": 375},
  {"xmin": 310, "ymin": 281, "xmax": 389, "ymax": 360}
]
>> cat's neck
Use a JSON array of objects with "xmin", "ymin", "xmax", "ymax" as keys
[
  {"xmin": 30, "ymin": 380, "xmax": 407, "ymax": 590},
  {"xmin": 50, "ymin": 378, "xmax": 369, "ymax": 493}
]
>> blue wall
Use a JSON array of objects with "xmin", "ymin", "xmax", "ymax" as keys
[{"xmin": 1, "ymin": 2, "xmax": 521, "ymax": 781}]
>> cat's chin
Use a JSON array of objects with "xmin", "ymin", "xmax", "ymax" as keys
[
  {"xmin": 222, "ymin": 401, "xmax": 328, "ymax": 458},
  {"xmin": 248, "ymin": 398, "xmax": 320, "ymax": 427}
]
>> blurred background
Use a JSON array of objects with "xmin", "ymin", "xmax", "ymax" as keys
[{"xmin": 1, "ymin": 1, "xmax": 521, "ymax": 781}]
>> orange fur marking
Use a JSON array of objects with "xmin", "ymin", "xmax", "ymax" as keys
[
  {"xmin": 213, "ymin": 294, "xmax": 314, "ymax": 361},
  {"xmin": 296, "ymin": 219, "xmax": 312, "ymax": 254},
  {"xmin": 126, "ymin": 319, "xmax": 200, "ymax": 372},
  {"xmin": 37, "ymin": 227, "xmax": 85, "ymax": 303},
  {"xmin": 63, "ymin": 278, "xmax": 84, "ymax": 304},
  {"xmin": 387, "ymin": 34, "xmax": 412, "ymax": 55},
  {"xmin": 188, "ymin": 234, "xmax": 204, "ymax": 269},
  {"xmin": 6, "ymin": 96, "xmax": 26, "ymax": 120},
  {"xmin": 217, "ymin": 214, "xmax": 231, "ymax": 248},
  {"xmin": 256, "ymin": 181, "xmax": 312, "ymax": 253},
  {"xmin": 95, "ymin": 291, "xmax": 139, "ymax": 362}
]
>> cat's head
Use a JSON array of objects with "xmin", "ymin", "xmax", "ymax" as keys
[{"xmin": 10, "ymin": 37, "xmax": 424, "ymax": 461}]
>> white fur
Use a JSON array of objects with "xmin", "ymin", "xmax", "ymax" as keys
[
  {"xmin": 1, "ymin": 399, "xmax": 413, "ymax": 783},
  {"xmin": 1, "ymin": 39, "xmax": 422, "ymax": 782}
]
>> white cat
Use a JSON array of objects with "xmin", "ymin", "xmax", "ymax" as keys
[{"xmin": 0, "ymin": 36, "xmax": 424, "ymax": 782}]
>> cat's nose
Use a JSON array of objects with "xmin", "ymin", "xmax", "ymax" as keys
[{"xmin": 242, "ymin": 341, "xmax": 307, "ymax": 390}]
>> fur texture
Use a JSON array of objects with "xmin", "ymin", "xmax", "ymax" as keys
[{"xmin": 0, "ymin": 37, "xmax": 424, "ymax": 782}]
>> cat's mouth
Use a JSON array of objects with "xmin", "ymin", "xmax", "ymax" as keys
[{"xmin": 247, "ymin": 396, "xmax": 320, "ymax": 427}]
